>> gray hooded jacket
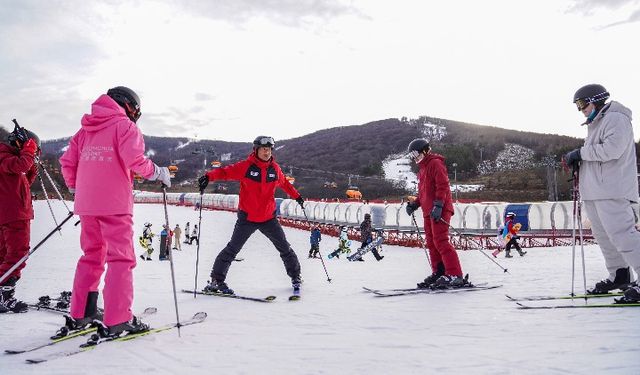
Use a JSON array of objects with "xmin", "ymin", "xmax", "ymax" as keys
[{"xmin": 579, "ymin": 101, "xmax": 639, "ymax": 201}]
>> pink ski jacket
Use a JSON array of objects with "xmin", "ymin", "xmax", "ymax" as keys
[{"xmin": 59, "ymin": 94, "xmax": 155, "ymax": 216}]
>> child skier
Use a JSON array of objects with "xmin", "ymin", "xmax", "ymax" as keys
[
  {"xmin": 138, "ymin": 222, "xmax": 154, "ymax": 261},
  {"xmin": 405, "ymin": 138, "xmax": 467, "ymax": 289},
  {"xmin": 197, "ymin": 135, "xmax": 304, "ymax": 295},
  {"xmin": 308, "ymin": 223, "xmax": 322, "ymax": 258},
  {"xmin": 0, "ymin": 126, "xmax": 40, "ymax": 313},
  {"xmin": 492, "ymin": 212, "xmax": 525, "ymax": 258},
  {"xmin": 59, "ymin": 86, "xmax": 172, "ymax": 335},
  {"xmin": 328, "ymin": 226, "xmax": 352, "ymax": 259}
]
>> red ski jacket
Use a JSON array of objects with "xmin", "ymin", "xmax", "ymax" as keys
[
  {"xmin": 416, "ymin": 153, "xmax": 454, "ymax": 218},
  {"xmin": 206, "ymin": 152, "xmax": 300, "ymax": 223},
  {"xmin": 506, "ymin": 218, "xmax": 518, "ymax": 235},
  {"xmin": 0, "ymin": 143, "xmax": 37, "ymax": 225}
]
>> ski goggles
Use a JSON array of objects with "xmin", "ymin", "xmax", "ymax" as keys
[
  {"xmin": 574, "ymin": 98, "xmax": 590, "ymax": 111},
  {"xmin": 254, "ymin": 136, "xmax": 275, "ymax": 147},
  {"xmin": 407, "ymin": 150, "xmax": 423, "ymax": 162}
]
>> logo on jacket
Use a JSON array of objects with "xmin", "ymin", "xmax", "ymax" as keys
[{"xmin": 250, "ymin": 171, "xmax": 259, "ymax": 177}]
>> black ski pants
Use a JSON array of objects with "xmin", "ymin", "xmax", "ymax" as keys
[
  {"xmin": 505, "ymin": 238, "xmax": 522, "ymax": 253},
  {"xmin": 211, "ymin": 211, "xmax": 301, "ymax": 282}
]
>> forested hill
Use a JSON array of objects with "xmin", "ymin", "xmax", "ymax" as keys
[{"xmin": 12, "ymin": 116, "xmax": 592, "ymax": 201}]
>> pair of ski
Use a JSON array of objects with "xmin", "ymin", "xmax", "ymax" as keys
[
  {"xmin": 506, "ymin": 292, "xmax": 640, "ymax": 309},
  {"xmin": 363, "ymin": 282, "xmax": 502, "ymax": 297},
  {"xmin": 182, "ymin": 288, "xmax": 301, "ymax": 302},
  {"xmin": 7, "ymin": 307, "xmax": 207, "ymax": 364}
]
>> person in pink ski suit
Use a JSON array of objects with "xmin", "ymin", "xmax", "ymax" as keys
[{"xmin": 60, "ymin": 87, "xmax": 171, "ymax": 334}]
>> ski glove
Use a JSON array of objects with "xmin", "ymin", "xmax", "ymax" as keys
[
  {"xmin": 22, "ymin": 138, "xmax": 38, "ymax": 156},
  {"xmin": 149, "ymin": 164, "xmax": 171, "ymax": 188},
  {"xmin": 406, "ymin": 201, "xmax": 420, "ymax": 216},
  {"xmin": 198, "ymin": 175, "xmax": 209, "ymax": 192},
  {"xmin": 430, "ymin": 200, "xmax": 443, "ymax": 222},
  {"xmin": 563, "ymin": 148, "xmax": 581, "ymax": 168},
  {"xmin": 296, "ymin": 196, "xmax": 305, "ymax": 209}
]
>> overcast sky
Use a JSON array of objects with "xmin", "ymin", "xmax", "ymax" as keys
[{"xmin": 1, "ymin": 0, "xmax": 639, "ymax": 143}]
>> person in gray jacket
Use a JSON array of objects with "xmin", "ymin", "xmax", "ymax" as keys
[{"xmin": 564, "ymin": 84, "xmax": 640, "ymax": 299}]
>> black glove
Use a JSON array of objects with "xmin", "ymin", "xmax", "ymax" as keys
[
  {"xmin": 198, "ymin": 175, "xmax": 209, "ymax": 192},
  {"xmin": 563, "ymin": 148, "xmax": 581, "ymax": 168},
  {"xmin": 430, "ymin": 200, "xmax": 443, "ymax": 222},
  {"xmin": 406, "ymin": 201, "xmax": 420, "ymax": 216},
  {"xmin": 296, "ymin": 196, "xmax": 305, "ymax": 209}
]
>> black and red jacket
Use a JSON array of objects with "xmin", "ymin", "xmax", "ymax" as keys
[
  {"xmin": 416, "ymin": 153, "xmax": 454, "ymax": 218},
  {"xmin": 0, "ymin": 143, "xmax": 37, "ymax": 225},
  {"xmin": 206, "ymin": 152, "xmax": 300, "ymax": 223}
]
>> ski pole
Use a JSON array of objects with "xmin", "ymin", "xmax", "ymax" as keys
[
  {"xmin": 160, "ymin": 183, "xmax": 182, "ymax": 336},
  {"xmin": 37, "ymin": 160, "xmax": 72, "ymax": 213},
  {"xmin": 36, "ymin": 167, "xmax": 61, "ymax": 235},
  {"xmin": 0, "ymin": 211, "xmax": 74, "ymax": 285},
  {"xmin": 439, "ymin": 218, "xmax": 509, "ymax": 274},
  {"xmin": 194, "ymin": 190, "xmax": 204, "ymax": 298},
  {"xmin": 411, "ymin": 212, "xmax": 432, "ymax": 268},
  {"xmin": 570, "ymin": 165, "xmax": 588, "ymax": 299},
  {"xmin": 300, "ymin": 206, "xmax": 332, "ymax": 282}
]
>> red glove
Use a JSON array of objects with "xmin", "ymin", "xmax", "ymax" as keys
[{"xmin": 22, "ymin": 138, "xmax": 38, "ymax": 155}]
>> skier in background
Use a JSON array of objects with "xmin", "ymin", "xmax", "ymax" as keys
[
  {"xmin": 358, "ymin": 214, "xmax": 383, "ymax": 261},
  {"xmin": 564, "ymin": 84, "xmax": 640, "ymax": 301},
  {"xmin": 329, "ymin": 225, "xmax": 352, "ymax": 259},
  {"xmin": 60, "ymin": 86, "xmax": 172, "ymax": 335},
  {"xmin": 197, "ymin": 135, "xmax": 304, "ymax": 295},
  {"xmin": 492, "ymin": 212, "xmax": 526, "ymax": 258},
  {"xmin": 405, "ymin": 138, "xmax": 467, "ymax": 289},
  {"xmin": 184, "ymin": 222, "xmax": 190, "ymax": 244},
  {"xmin": 172, "ymin": 224, "xmax": 182, "ymax": 251},
  {"xmin": 308, "ymin": 223, "xmax": 322, "ymax": 258},
  {"xmin": 0, "ymin": 126, "xmax": 40, "ymax": 313},
  {"xmin": 188, "ymin": 224, "xmax": 199, "ymax": 245},
  {"xmin": 138, "ymin": 222, "xmax": 154, "ymax": 261}
]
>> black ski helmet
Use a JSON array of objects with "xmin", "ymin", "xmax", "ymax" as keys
[
  {"xmin": 107, "ymin": 86, "xmax": 141, "ymax": 123},
  {"xmin": 407, "ymin": 138, "xmax": 430, "ymax": 154},
  {"xmin": 253, "ymin": 135, "xmax": 275, "ymax": 149},
  {"xmin": 573, "ymin": 84, "xmax": 609, "ymax": 110},
  {"xmin": 364, "ymin": 213, "xmax": 371, "ymax": 220}
]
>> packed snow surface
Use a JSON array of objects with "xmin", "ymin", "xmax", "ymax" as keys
[{"xmin": 2, "ymin": 201, "xmax": 639, "ymax": 374}]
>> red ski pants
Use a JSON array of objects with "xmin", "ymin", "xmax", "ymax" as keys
[
  {"xmin": 423, "ymin": 211, "xmax": 462, "ymax": 277},
  {"xmin": 0, "ymin": 220, "xmax": 31, "ymax": 281}
]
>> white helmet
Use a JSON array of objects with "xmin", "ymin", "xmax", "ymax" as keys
[
  {"xmin": 506, "ymin": 212, "xmax": 516, "ymax": 218},
  {"xmin": 144, "ymin": 222, "xmax": 152, "ymax": 227}
]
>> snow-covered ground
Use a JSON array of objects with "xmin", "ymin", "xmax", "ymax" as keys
[{"xmin": 2, "ymin": 201, "xmax": 639, "ymax": 374}]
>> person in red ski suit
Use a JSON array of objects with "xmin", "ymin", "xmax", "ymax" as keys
[
  {"xmin": 0, "ymin": 127, "xmax": 39, "ymax": 313},
  {"xmin": 59, "ymin": 86, "xmax": 172, "ymax": 335},
  {"xmin": 405, "ymin": 138, "xmax": 467, "ymax": 289},
  {"xmin": 197, "ymin": 136, "xmax": 304, "ymax": 295}
]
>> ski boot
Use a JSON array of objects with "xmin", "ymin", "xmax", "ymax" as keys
[
  {"xmin": 433, "ymin": 274, "xmax": 470, "ymax": 289},
  {"xmin": 291, "ymin": 275, "xmax": 303, "ymax": 291},
  {"xmin": 0, "ymin": 277, "xmax": 28, "ymax": 314},
  {"xmin": 52, "ymin": 291, "xmax": 103, "ymax": 339},
  {"xmin": 417, "ymin": 262, "xmax": 445, "ymax": 289},
  {"xmin": 505, "ymin": 250, "xmax": 513, "ymax": 258},
  {"xmin": 588, "ymin": 267, "xmax": 631, "ymax": 294},
  {"xmin": 203, "ymin": 279, "xmax": 234, "ymax": 295},
  {"xmin": 620, "ymin": 285, "xmax": 640, "ymax": 303},
  {"xmin": 517, "ymin": 250, "xmax": 527, "ymax": 256},
  {"xmin": 56, "ymin": 291, "xmax": 72, "ymax": 309}
]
